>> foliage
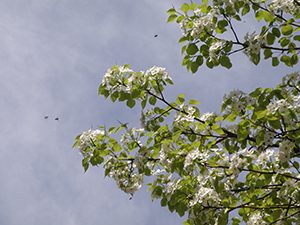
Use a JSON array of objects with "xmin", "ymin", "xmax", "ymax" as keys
[
  {"xmin": 73, "ymin": 1, "xmax": 300, "ymax": 224},
  {"xmin": 167, "ymin": 0, "xmax": 300, "ymax": 72}
]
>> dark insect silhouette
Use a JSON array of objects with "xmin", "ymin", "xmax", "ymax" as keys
[
  {"xmin": 44, "ymin": 116, "xmax": 49, "ymax": 119},
  {"xmin": 54, "ymin": 117, "xmax": 59, "ymax": 121},
  {"xmin": 154, "ymin": 34, "xmax": 158, "ymax": 37}
]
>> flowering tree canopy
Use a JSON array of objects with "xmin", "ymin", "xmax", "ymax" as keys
[
  {"xmin": 73, "ymin": 1, "xmax": 300, "ymax": 224},
  {"xmin": 169, "ymin": 0, "xmax": 300, "ymax": 72}
]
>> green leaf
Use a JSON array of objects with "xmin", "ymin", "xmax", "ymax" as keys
[
  {"xmin": 282, "ymin": 25, "xmax": 293, "ymax": 36},
  {"xmin": 220, "ymin": 55, "xmax": 232, "ymax": 69},
  {"xmin": 161, "ymin": 198, "xmax": 167, "ymax": 207},
  {"xmin": 176, "ymin": 94, "xmax": 185, "ymax": 104},
  {"xmin": 291, "ymin": 54, "xmax": 298, "ymax": 65},
  {"xmin": 217, "ymin": 20, "xmax": 228, "ymax": 29},
  {"xmin": 167, "ymin": 14, "xmax": 177, "ymax": 23},
  {"xmin": 180, "ymin": 3, "xmax": 189, "ymax": 13},
  {"xmin": 266, "ymin": 32, "xmax": 275, "ymax": 45},
  {"xmin": 279, "ymin": 37, "xmax": 290, "ymax": 47},
  {"xmin": 218, "ymin": 212, "xmax": 229, "ymax": 224},
  {"xmin": 264, "ymin": 49, "xmax": 272, "ymax": 59},
  {"xmin": 178, "ymin": 36, "xmax": 188, "ymax": 44},
  {"xmin": 206, "ymin": 59, "xmax": 214, "ymax": 69},
  {"xmin": 126, "ymin": 98, "xmax": 136, "ymax": 108},
  {"xmin": 188, "ymin": 99, "xmax": 200, "ymax": 105},
  {"xmin": 255, "ymin": 110, "xmax": 267, "ymax": 119},
  {"xmin": 255, "ymin": 10, "xmax": 264, "ymax": 21},
  {"xmin": 149, "ymin": 96, "xmax": 157, "ymax": 105},
  {"xmin": 186, "ymin": 43, "xmax": 198, "ymax": 55},
  {"xmin": 272, "ymin": 57, "xmax": 279, "ymax": 66},
  {"xmin": 90, "ymin": 155, "xmax": 104, "ymax": 166},
  {"xmin": 110, "ymin": 91, "xmax": 119, "ymax": 102},
  {"xmin": 280, "ymin": 55, "xmax": 291, "ymax": 66},
  {"xmin": 251, "ymin": 53, "xmax": 260, "ymax": 65},
  {"xmin": 242, "ymin": 4, "xmax": 250, "ymax": 15},
  {"xmin": 196, "ymin": 55, "xmax": 203, "ymax": 66},
  {"xmin": 167, "ymin": 8, "xmax": 176, "ymax": 14},
  {"xmin": 294, "ymin": 35, "xmax": 300, "ymax": 41},
  {"xmin": 272, "ymin": 27, "xmax": 281, "ymax": 38},
  {"xmin": 190, "ymin": 61, "xmax": 199, "ymax": 73},
  {"xmin": 82, "ymin": 157, "xmax": 90, "ymax": 172},
  {"xmin": 268, "ymin": 119, "xmax": 281, "ymax": 129},
  {"xmin": 141, "ymin": 98, "xmax": 147, "ymax": 109},
  {"xmin": 237, "ymin": 121, "xmax": 250, "ymax": 141}
]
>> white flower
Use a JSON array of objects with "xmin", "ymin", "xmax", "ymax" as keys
[
  {"xmin": 257, "ymin": 149, "xmax": 275, "ymax": 165},
  {"xmin": 264, "ymin": 131, "xmax": 275, "ymax": 145},
  {"xmin": 229, "ymin": 153, "xmax": 247, "ymax": 175},
  {"xmin": 200, "ymin": 112, "xmax": 216, "ymax": 122},
  {"xmin": 165, "ymin": 179, "xmax": 181, "ymax": 195},
  {"xmin": 79, "ymin": 129, "xmax": 104, "ymax": 155},
  {"xmin": 190, "ymin": 187, "xmax": 220, "ymax": 207},
  {"xmin": 174, "ymin": 106, "xmax": 196, "ymax": 124},
  {"xmin": 159, "ymin": 143, "xmax": 173, "ymax": 168},
  {"xmin": 282, "ymin": 72, "xmax": 300, "ymax": 85},
  {"xmin": 249, "ymin": 43, "xmax": 261, "ymax": 54},
  {"xmin": 190, "ymin": 9, "xmax": 218, "ymax": 38},
  {"xmin": 247, "ymin": 212, "xmax": 266, "ymax": 225},
  {"xmin": 117, "ymin": 174, "xmax": 144, "ymax": 194},
  {"xmin": 223, "ymin": 89, "xmax": 244, "ymax": 101},
  {"xmin": 267, "ymin": 99, "xmax": 290, "ymax": 114},
  {"xmin": 145, "ymin": 66, "xmax": 172, "ymax": 82},
  {"xmin": 270, "ymin": 0, "xmax": 298, "ymax": 14},
  {"xmin": 278, "ymin": 140, "xmax": 294, "ymax": 163},
  {"xmin": 243, "ymin": 32, "xmax": 264, "ymax": 61},
  {"xmin": 184, "ymin": 149, "xmax": 209, "ymax": 169},
  {"xmin": 209, "ymin": 40, "xmax": 225, "ymax": 61}
]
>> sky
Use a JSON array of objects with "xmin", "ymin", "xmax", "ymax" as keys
[{"xmin": 0, "ymin": 1, "xmax": 295, "ymax": 225}]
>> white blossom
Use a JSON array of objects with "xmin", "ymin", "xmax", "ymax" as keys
[
  {"xmin": 159, "ymin": 143, "xmax": 173, "ymax": 168},
  {"xmin": 257, "ymin": 149, "xmax": 275, "ymax": 165},
  {"xmin": 116, "ymin": 174, "xmax": 144, "ymax": 194},
  {"xmin": 267, "ymin": 99, "xmax": 290, "ymax": 114},
  {"xmin": 282, "ymin": 72, "xmax": 300, "ymax": 85},
  {"xmin": 190, "ymin": 187, "xmax": 220, "ymax": 207},
  {"xmin": 270, "ymin": 0, "xmax": 298, "ymax": 14},
  {"xmin": 223, "ymin": 89, "xmax": 244, "ymax": 101},
  {"xmin": 190, "ymin": 9, "xmax": 218, "ymax": 38},
  {"xmin": 145, "ymin": 66, "xmax": 172, "ymax": 82},
  {"xmin": 200, "ymin": 112, "xmax": 216, "ymax": 122},
  {"xmin": 243, "ymin": 32, "xmax": 265, "ymax": 60},
  {"xmin": 229, "ymin": 153, "xmax": 247, "ymax": 175},
  {"xmin": 264, "ymin": 131, "xmax": 275, "ymax": 145},
  {"xmin": 247, "ymin": 212, "xmax": 266, "ymax": 225},
  {"xmin": 165, "ymin": 179, "xmax": 181, "ymax": 195},
  {"xmin": 209, "ymin": 40, "xmax": 225, "ymax": 61},
  {"xmin": 78, "ymin": 129, "xmax": 104, "ymax": 155},
  {"xmin": 174, "ymin": 106, "xmax": 196, "ymax": 124},
  {"xmin": 278, "ymin": 140, "xmax": 294, "ymax": 163}
]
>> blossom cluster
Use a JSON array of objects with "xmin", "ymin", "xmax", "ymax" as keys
[
  {"xmin": 101, "ymin": 65, "xmax": 172, "ymax": 95},
  {"xmin": 174, "ymin": 105, "xmax": 197, "ymax": 124},
  {"xmin": 223, "ymin": 89, "xmax": 255, "ymax": 114},
  {"xmin": 266, "ymin": 92, "xmax": 300, "ymax": 116},
  {"xmin": 278, "ymin": 139, "xmax": 294, "ymax": 163},
  {"xmin": 189, "ymin": 186, "xmax": 220, "ymax": 207},
  {"xmin": 270, "ymin": 0, "xmax": 299, "ymax": 14},
  {"xmin": 78, "ymin": 129, "xmax": 104, "ymax": 156},
  {"xmin": 247, "ymin": 212, "xmax": 266, "ymax": 225},
  {"xmin": 190, "ymin": 8, "xmax": 218, "ymax": 38},
  {"xmin": 200, "ymin": 112, "xmax": 216, "ymax": 122},
  {"xmin": 208, "ymin": 40, "xmax": 225, "ymax": 62},
  {"xmin": 243, "ymin": 32, "xmax": 266, "ymax": 59}
]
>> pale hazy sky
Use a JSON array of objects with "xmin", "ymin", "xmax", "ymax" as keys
[{"xmin": 0, "ymin": 1, "xmax": 294, "ymax": 225}]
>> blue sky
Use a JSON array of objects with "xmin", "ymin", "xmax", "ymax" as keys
[{"xmin": 0, "ymin": 1, "xmax": 294, "ymax": 225}]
